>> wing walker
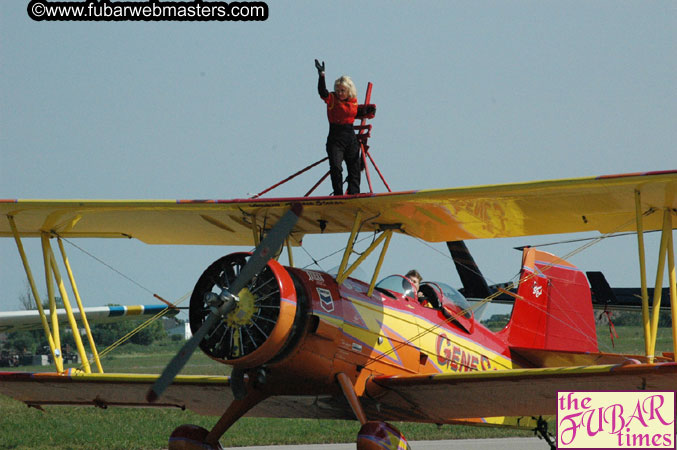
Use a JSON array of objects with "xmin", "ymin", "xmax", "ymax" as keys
[{"xmin": 1, "ymin": 83, "xmax": 676, "ymax": 450}]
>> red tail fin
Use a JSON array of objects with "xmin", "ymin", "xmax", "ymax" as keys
[{"xmin": 504, "ymin": 248, "xmax": 598, "ymax": 353}]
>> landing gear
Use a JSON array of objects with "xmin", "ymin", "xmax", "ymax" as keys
[
  {"xmin": 168, "ymin": 425, "xmax": 224, "ymax": 450},
  {"xmin": 336, "ymin": 372, "xmax": 411, "ymax": 450},
  {"xmin": 167, "ymin": 385, "xmax": 270, "ymax": 450},
  {"xmin": 357, "ymin": 421, "xmax": 411, "ymax": 450},
  {"xmin": 534, "ymin": 417, "xmax": 556, "ymax": 450}
]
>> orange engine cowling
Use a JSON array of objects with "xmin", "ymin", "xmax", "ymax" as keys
[{"xmin": 189, "ymin": 252, "xmax": 306, "ymax": 369}]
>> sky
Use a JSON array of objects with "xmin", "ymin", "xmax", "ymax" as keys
[{"xmin": 1, "ymin": 1, "xmax": 675, "ymax": 331}]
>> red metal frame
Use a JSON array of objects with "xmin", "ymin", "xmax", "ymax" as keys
[
  {"xmin": 251, "ymin": 157, "xmax": 328, "ymax": 199},
  {"xmin": 358, "ymin": 83, "xmax": 375, "ymax": 193}
]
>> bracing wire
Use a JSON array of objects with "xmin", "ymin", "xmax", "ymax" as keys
[
  {"xmin": 60, "ymin": 237, "xmax": 159, "ymax": 298},
  {"xmin": 57, "ymin": 236, "xmax": 191, "ymax": 366},
  {"xmin": 84, "ymin": 291, "xmax": 191, "ymax": 370},
  {"xmin": 61, "ymin": 204, "xmax": 657, "ymax": 371},
  {"xmin": 366, "ymin": 214, "xmax": 646, "ymax": 368},
  {"xmin": 298, "ymin": 233, "xmax": 376, "ymax": 271},
  {"xmin": 516, "ymin": 229, "xmax": 660, "ymax": 250}
]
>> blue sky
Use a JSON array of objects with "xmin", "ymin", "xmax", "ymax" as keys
[{"xmin": 1, "ymin": 2, "xmax": 675, "ymax": 328}]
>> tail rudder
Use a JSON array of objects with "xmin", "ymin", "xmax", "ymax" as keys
[{"xmin": 504, "ymin": 248, "xmax": 598, "ymax": 353}]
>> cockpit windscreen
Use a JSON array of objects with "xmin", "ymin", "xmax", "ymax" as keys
[{"xmin": 433, "ymin": 282, "xmax": 473, "ymax": 318}]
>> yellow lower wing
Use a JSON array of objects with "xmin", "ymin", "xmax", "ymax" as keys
[{"xmin": 365, "ymin": 362, "xmax": 677, "ymax": 422}]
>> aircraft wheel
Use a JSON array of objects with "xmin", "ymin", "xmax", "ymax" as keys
[
  {"xmin": 168, "ymin": 424, "xmax": 224, "ymax": 450},
  {"xmin": 357, "ymin": 421, "xmax": 411, "ymax": 450}
]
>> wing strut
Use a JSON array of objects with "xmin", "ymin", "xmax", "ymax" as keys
[
  {"xmin": 338, "ymin": 230, "xmax": 393, "ymax": 285},
  {"xmin": 647, "ymin": 208, "xmax": 676, "ymax": 362},
  {"xmin": 336, "ymin": 212, "xmax": 362, "ymax": 282},
  {"xmin": 634, "ymin": 188, "xmax": 677, "ymax": 363},
  {"xmin": 7, "ymin": 216, "xmax": 63, "ymax": 372},
  {"xmin": 42, "ymin": 237, "xmax": 92, "ymax": 373},
  {"xmin": 55, "ymin": 237, "xmax": 104, "ymax": 373},
  {"xmin": 335, "ymin": 211, "xmax": 396, "ymax": 292},
  {"xmin": 635, "ymin": 190, "xmax": 652, "ymax": 356},
  {"xmin": 7, "ymin": 215, "xmax": 105, "ymax": 373},
  {"xmin": 41, "ymin": 233, "xmax": 93, "ymax": 373}
]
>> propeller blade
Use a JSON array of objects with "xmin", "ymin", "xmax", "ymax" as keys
[
  {"xmin": 146, "ymin": 312, "xmax": 220, "ymax": 403},
  {"xmin": 226, "ymin": 204, "xmax": 303, "ymax": 297},
  {"xmin": 147, "ymin": 204, "xmax": 303, "ymax": 403}
]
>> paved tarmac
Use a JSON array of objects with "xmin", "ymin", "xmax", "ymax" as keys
[{"xmin": 228, "ymin": 437, "xmax": 549, "ymax": 449}]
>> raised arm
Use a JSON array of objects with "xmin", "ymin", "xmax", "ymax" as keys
[{"xmin": 315, "ymin": 59, "xmax": 328, "ymax": 99}]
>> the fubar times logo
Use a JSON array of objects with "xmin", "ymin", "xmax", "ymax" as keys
[{"xmin": 558, "ymin": 391, "xmax": 675, "ymax": 449}]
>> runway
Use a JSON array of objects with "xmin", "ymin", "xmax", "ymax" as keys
[{"xmin": 228, "ymin": 437, "xmax": 549, "ymax": 449}]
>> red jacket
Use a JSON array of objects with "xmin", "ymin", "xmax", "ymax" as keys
[{"xmin": 323, "ymin": 93, "xmax": 358, "ymax": 125}]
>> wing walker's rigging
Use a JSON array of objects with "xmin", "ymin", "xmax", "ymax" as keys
[{"xmin": 251, "ymin": 82, "xmax": 388, "ymax": 199}]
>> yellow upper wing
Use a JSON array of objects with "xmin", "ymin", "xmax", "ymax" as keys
[{"xmin": 1, "ymin": 171, "xmax": 675, "ymax": 245}]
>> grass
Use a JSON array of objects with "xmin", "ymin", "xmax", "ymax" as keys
[
  {"xmin": 595, "ymin": 323, "xmax": 674, "ymax": 356},
  {"xmin": 0, "ymin": 325, "xmax": 673, "ymax": 449},
  {"xmin": 0, "ymin": 394, "xmax": 532, "ymax": 449}
]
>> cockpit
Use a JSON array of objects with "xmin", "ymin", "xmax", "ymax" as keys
[
  {"xmin": 374, "ymin": 275, "xmax": 473, "ymax": 320},
  {"xmin": 374, "ymin": 275, "xmax": 418, "ymax": 300}
]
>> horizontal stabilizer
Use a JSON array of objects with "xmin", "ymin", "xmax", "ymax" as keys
[
  {"xmin": 587, "ymin": 271, "xmax": 671, "ymax": 311},
  {"xmin": 509, "ymin": 347, "xmax": 672, "ymax": 368}
]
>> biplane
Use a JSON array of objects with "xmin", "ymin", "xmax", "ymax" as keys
[{"xmin": 0, "ymin": 168, "xmax": 676, "ymax": 449}]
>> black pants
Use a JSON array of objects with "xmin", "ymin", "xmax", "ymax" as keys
[{"xmin": 326, "ymin": 125, "xmax": 361, "ymax": 196}]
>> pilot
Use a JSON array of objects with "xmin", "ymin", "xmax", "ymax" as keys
[
  {"xmin": 315, "ymin": 59, "xmax": 361, "ymax": 196},
  {"xmin": 405, "ymin": 269, "xmax": 430, "ymax": 306}
]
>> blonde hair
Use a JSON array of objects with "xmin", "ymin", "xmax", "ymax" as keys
[{"xmin": 334, "ymin": 75, "xmax": 357, "ymax": 99}]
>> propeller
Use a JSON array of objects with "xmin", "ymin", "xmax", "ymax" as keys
[{"xmin": 147, "ymin": 204, "xmax": 303, "ymax": 403}]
